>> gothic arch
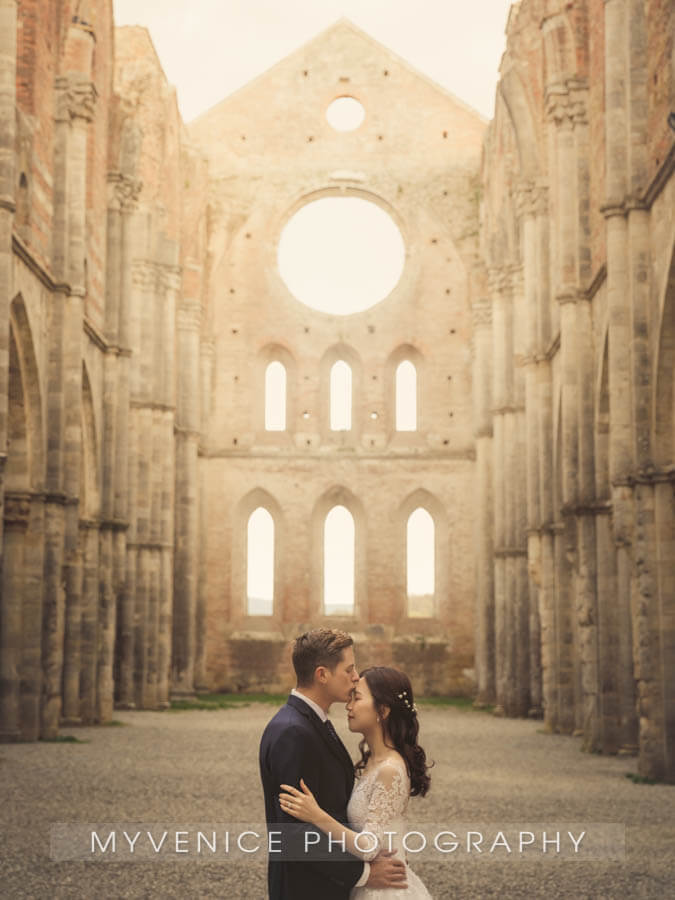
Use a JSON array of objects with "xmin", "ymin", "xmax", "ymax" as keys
[
  {"xmin": 498, "ymin": 65, "xmax": 541, "ymax": 179},
  {"xmin": 255, "ymin": 342, "xmax": 297, "ymax": 438},
  {"xmin": 385, "ymin": 344, "xmax": 425, "ymax": 437},
  {"xmin": 232, "ymin": 488, "xmax": 285, "ymax": 619},
  {"xmin": 541, "ymin": 12, "xmax": 578, "ymax": 88},
  {"xmin": 80, "ymin": 363, "xmax": 100, "ymax": 518},
  {"xmin": 653, "ymin": 240, "xmax": 675, "ymax": 466},
  {"xmin": 319, "ymin": 343, "xmax": 363, "ymax": 442},
  {"xmin": 595, "ymin": 332, "xmax": 610, "ymax": 500},
  {"xmin": 7, "ymin": 295, "xmax": 44, "ymax": 491},
  {"xmin": 396, "ymin": 488, "xmax": 449, "ymax": 620},
  {"xmin": 310, "ymin": 485, "xmax": 367, "ymax": 619}
]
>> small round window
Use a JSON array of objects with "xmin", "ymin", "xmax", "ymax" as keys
[{"xmin": 326, "ymin": 96, "xmax": 365, "ymax": 132}]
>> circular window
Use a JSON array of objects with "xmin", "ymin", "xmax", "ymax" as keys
[
  {"xmin": 277, "ymin": 196, "xmax": 405, "ymax": 315},
  {"xmin": 326, "ymin": 96, "xmax": 366, "ymax": 131}
]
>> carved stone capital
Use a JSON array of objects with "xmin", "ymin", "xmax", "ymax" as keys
[
  {"xmin": 131, "ymin": 261, "xmax": 158, "ymax": 290},
  {"xmin": 159, "ymin": 265, "xmax": 182, "ymax": 293},
  {"xmin": 55, "ymin": 75, "xmax": 97, "ymax": 123},
  {"xmin": 177, "ymin": 299, "xmax": 202, "ymax": 332},
  {"xmin": 515, "ymin": 181, "xmax": 549, "ymax": 218},
  {"xmin": 472, "ymin": 301, "xmax": 492, "ymax": 328},
  {"xmin": 487, "ymin": 267, "xmax": 512, "ymax": 295},
  {"xmin": 3, "ymin": 492, "xmax": 32, "ymax": 530},
  {"xmin": 108, "ymin": 172, "xmax": 142, "ymax": 212},
  {"xmin": 545, "ymin": 82, "xmax": 588, "ymax": 129}
]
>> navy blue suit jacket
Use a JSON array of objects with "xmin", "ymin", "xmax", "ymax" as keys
[{"xmin": 259, "ymin": 693, "xmax": 366, "ymax": 900}]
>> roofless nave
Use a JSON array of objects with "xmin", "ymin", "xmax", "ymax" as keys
[{"xmin": 0, "ymin": 1, "xmax": 673, "ymax": 783}]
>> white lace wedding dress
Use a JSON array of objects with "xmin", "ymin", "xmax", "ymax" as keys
[{"xmin": 347, "ymin": 755, "xmax": 433, "ymax": 899}]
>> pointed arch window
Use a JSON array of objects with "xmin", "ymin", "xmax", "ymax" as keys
[
  {"xmin": 265, "ymin": 361, "xmax": 287, "ymax": 431},
  {"xmin": 330, "ymin": 360, "xmax": 352, "ymax": 431},
  {"xmin": 247, "ymin": 507, "xmax": 274, "ymax": 615},
  {"xmin": 323, "ymin": 505, "xmax": 355, "ymax": 614},
  {"xmin": 395, "ymin": 360, "xmax": 417, "ymax": 431},
  {"xmin": 406, "ymin": 507, "xmax": 434, "ymax": 617}
]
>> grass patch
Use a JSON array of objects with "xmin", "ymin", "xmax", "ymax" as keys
[
  {"xmin": 168, "ymin": 692, "xmax": 287, "ymax": 711},
  {"xmin": 102, "ymin": 719, "xmax": 127, "ymax": 726},
  {"xmin": 41, "ymin": 735, "xmax": 90, "ymax": 743},
  {"xmin": 625, "ymin": 772, "xmax": 663, "ymax": 785},
  {"xmin": 418, "ymin": 696, "xmax": 493, "ymax": 713}
]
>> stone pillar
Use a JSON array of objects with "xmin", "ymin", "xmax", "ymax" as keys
[
  {"xmin": 0, "ymin": 0, "xmax": 18, "ymax": 578},
  {"xmin": 78, "ymin": 520, "xmax": 99, "ymax": 723},
  {"xmin": 518, "ymin": 182, "xmax": 548, "ymax": 718},
  {"xmin": 107, "ymin": 175, "xmax": 139, "ymax": 709},
  {"xmin": 172, "ymin": 297, "xmax": 201, "ymax": 698},
  {"xmin": 489, "ymin": 268, "xmax": 510, "ymax": 716},
  {"xmin": 509, "ymin": 263, "xmax": 530, "ymax": 717},
  {"xmin": 56, "ymin": 23, "xmax": 97, "ymax": 728},
  {"xmin": 195, "ymin": 340, "xmax": 214, "ymax": 692},
  {"xmin": 0, "ymin": 493, "xmax": 30, "ymax": 740},
  {"xmin": 602, "ymin": 0, "xmax": 639, "ymax": 756},
  {"xmin": 546, "ymin": 79, "xmax": 592, "ymax": 736},
  {"xmin": 158, "ymin": 267, "xmax": 179, "ymax": 706},
  {"xmin": 471, "ymin": 299, "xmax": 495, "ymax": 707}
]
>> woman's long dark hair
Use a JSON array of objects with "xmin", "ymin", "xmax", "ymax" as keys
[{"xmin": 353, "ymin": 666, "xmax": 433, "ymax": 797}]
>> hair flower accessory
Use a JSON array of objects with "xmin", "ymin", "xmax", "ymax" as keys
[{"xmin": 396, "ymin": 689, "xmax": 418, "ymax": 714}]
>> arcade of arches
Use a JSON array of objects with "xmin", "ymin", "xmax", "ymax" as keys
[{"xmin": 0, "ymin": 2, "xmax": 673, "ymax": 783}]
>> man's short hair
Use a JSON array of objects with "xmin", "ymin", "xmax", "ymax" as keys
[{"xmin": 292, "ymin": 628, "xmax": 353, "ymax": 687}]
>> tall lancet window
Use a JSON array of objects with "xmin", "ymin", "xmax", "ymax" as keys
[
  {"xmin": 406, "ymin": 507, "xmax": 434, "ymax": 617},
  {"xmin": 323, "ymin": 505, "xmax": 355, "ymax": 615},
  {"xmin": 330, "ymin": 360, "xmax": 352, "ymax": 430},
  {"xmin": 396, "ymin": 360, "xmax": 417, "ymax": 431},
  {"xmin": 265, "ymin": 361, "xmax": 286, "ymax": 431},
  {"xmin": 247, "ymin": 507, "xmax": 274, "ymax": 615}
]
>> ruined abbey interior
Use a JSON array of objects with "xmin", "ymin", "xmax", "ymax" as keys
[{"xmin": 0, "ymin": 0, "xmax": 673, "ymax": 782}]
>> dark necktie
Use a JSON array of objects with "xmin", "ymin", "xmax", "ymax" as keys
[{"xmin": 324, "ymin": 719, "xmax": 341, "ymax": 746}]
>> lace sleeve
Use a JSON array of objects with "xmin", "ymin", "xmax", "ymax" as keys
[{"xmin": 352, "ymin": 760, "xmax": 409, "ymax": 861}]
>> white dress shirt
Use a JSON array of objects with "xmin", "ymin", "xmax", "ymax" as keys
[{"xmin": 290, "ymin": 689, "xmax": 370, "ymax": 888}]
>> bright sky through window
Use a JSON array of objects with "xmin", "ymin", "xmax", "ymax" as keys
[
  {"xmin": 277, "ymin": 197, "xmax": 405, "ymax": 314},
  {"xmin": 264, "ymin": 361, "xmax": 286, "ymax": 430},
  {"xmin": 396, "ymin": 360, "xmax": 417, "ymax": 430},
  {"xmin": 407, "ymin": 507, "xmax": 434, "ymax": 617},
  {"xmin": 324, "ymin": 505, "xmax": 355, "ymax": 614},
  {"xmin": 247, "ymin": 507, "xmax": 274, "ymax": 615},
  {"xmin": 330, "ymin": 360, "xmax": 352, "ymax": 430}
]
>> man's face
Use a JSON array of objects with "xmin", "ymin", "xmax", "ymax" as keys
[{"xmin": 323, "ymin": 645, "xmax": 359, "ymax": 704}]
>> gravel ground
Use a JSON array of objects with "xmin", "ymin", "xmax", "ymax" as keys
[{"xmin": 0, "ymin": 701, "xmax": 673, "ymax": 899}]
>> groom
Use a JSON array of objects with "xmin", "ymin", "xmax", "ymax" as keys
[{"xmin": 259, "ymin": 627, "xmax": 408, "ymax": 899}]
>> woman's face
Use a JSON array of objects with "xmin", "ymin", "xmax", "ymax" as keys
[{"xmin": 345, "ymin": 676, "xmax": 378, "ymax": 734}]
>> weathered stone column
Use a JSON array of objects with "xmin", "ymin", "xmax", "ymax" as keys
[
  {"xmin": 546, "ymin": 80, "xmax": 590, "ymax": 735},
  {"xmin": 58, "ymin": 21, "xmax": 97, "ymax": 726},
  {"xmin": 0, "ymin": 0, "xmax": 18, "ymax": 742},
  {"xmin": 602, "ymin": 0, "xmax": 638, "ymax": 756},
  {"xmin": 172, "ymin": 295, "xmax": 201, "ymax": 698},
  {"xmin": 471, "ymin": 299, "xmax": 494, "ymax": 707},
  {"xmin": 78, "ymin": 520, "xmax": 99, "ymax": 723},
  {"xmin": 195, "ymin": 340, "xmax": 214, "ymax": 692},
  {"xmin": 518, "ymin": 182, "xmax": 547, "ymax": 718},
  {"xmin": 489, "ymin": 268, "xmax": 509, "ymax": 716},
  {"xmin": 109, "ymin": 175, "xmax": 139, "ymax": 709},
  {"xmin": 0, "ymin": 0, "xmax": 18, "ymax": 583},
  {"xmin": 0, "ymin": 493, "xmax": 29, "ymax": 739},
  {"xmin": 509, "ymin": 262, "xmax": 530, "ymax": 717},
  {"xmin": 157, "ymin": 266, "xmax": 179, "ymax": 706}
]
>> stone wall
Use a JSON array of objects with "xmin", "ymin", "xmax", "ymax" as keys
[{"xmin": 477, "ymin": 0, "xmax": 675, "ymax": 781}]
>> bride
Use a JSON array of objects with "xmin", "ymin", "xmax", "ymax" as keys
[{"xmin": 279, "ymin": 666, "xmax": 434, "ymax": 898}]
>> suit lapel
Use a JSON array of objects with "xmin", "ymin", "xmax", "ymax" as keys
[{"xmin": 286, "ymin": 694, "xmax": 354, "ymax": 777}]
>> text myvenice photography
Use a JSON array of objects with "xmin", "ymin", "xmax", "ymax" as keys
[{"xmin": 51, "ymin": 823, "xmax": 625, "ymax": 862}]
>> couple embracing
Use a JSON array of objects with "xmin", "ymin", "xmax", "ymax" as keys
[{"xmin": 259, "ymin": 628, "xmax": 433, "ymax": 899}]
